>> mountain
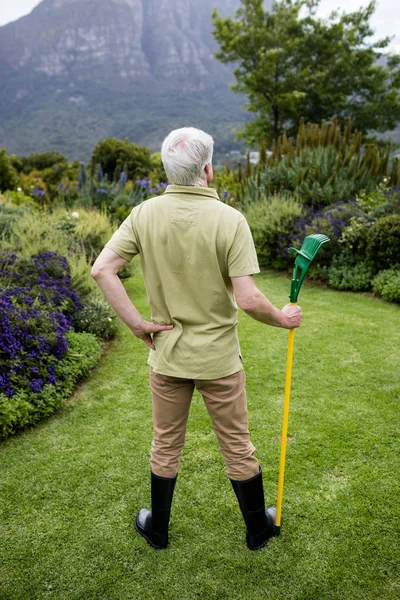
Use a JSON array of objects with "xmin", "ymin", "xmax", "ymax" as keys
[{"xmin": 0, "ymin": 0, "xmax": 262, "ymax": 160}]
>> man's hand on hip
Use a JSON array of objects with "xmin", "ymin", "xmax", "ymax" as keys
[{"xmin": 133, "ymin": 320, "xmax": 174, "ymax": 350}]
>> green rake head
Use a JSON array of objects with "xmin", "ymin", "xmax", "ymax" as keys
[{"xmin": 288, "ymin": 234, "xmax": 330, "ymax": 302}]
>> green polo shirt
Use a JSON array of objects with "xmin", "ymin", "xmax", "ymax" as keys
[{"xmin": 104, "ymin": 185, "xmax": 260, "ymax": 379}]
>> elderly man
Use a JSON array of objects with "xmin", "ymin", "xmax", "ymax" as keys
[{"xmin": 91, "ymin": 127, "xmax": 302, "ymax": 551}]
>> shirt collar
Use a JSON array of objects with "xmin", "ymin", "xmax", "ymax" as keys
[{"xmin": 163, "ymin": 185, "xmax": 220, "ymax": 200}]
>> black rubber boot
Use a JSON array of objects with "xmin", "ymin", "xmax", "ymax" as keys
[
  {"xmin": 135, "ymin": 472, "xmax": 177, "ymax": 549},
  {"xmin": 230, "ymin": 468, "xmax": 276, "ymax": 550}
]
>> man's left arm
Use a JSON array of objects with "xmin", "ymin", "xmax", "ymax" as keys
[{"xmin": 91, "ymin": 248, "xmax": 173, "ymax": 349}]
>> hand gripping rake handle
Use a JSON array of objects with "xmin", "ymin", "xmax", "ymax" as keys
[{"xmin": 275, "ymin": 234, "xmax": 329, "ymax": 536}]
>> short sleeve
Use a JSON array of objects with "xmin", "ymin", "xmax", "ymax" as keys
[
  {"xmin": 228, "ymin": 217, "xmax": 260, "ymax": 277},
  {"xmin": 104, "ymin": 210, "xmax": 139, "ymax": 262}
]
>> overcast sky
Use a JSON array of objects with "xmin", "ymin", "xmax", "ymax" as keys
[{"xmin": 0, "ymin": 0, "xmax": 399, "ymax": 52}]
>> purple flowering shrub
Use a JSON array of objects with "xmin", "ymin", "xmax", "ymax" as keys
[
  {"xmin": 0, "ymin": 251, "xmax": 82, "ymax": 397},
  {"xmin": 289, "ymin": 200, "xmax": 365, "ymax": 270},
  {"xmin": 0, "ymin": 330, "xmax": 101, "ymax": 438},
  {"xmin": 0, "ymin": 250, "xmax": 102, "ymax": 438}
]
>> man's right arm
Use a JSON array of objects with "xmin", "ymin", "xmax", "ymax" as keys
[{"xmin": 231, "ymin": 275, "xmax": 302, "ymax": 329}]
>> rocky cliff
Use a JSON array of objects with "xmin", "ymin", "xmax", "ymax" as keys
[{"xmin": 0, "ymin": 0, "xmax": 254, "ymax": 158}]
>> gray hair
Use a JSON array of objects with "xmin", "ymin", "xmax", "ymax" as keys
[{"xmin": 161, "ymin": 127, "xmax": 214, "ymax": 187}]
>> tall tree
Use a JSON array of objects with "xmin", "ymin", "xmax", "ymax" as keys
[{"xmin": 212, "ymin": 0, "xmax": 400, "ymax": 144}]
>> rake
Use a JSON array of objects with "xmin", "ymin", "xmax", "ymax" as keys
[{"xmin": 275, "ymin": 234, "xmax": 330, "ymax": 535}]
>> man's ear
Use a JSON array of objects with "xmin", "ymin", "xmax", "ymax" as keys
[{"xmin": 204, "ymin": 163, "xmax": 213, "ymax": 184}]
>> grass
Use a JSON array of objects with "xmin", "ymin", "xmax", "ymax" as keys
[{"xmin": 0, "ymin": 269, "xmax": 399, "ymax": 600}]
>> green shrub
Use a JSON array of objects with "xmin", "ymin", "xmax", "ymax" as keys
[
  {"xmin": 290, "ymin": 201, "xmax": 365, "ymax": 269},
  {"xmin": 245, "ymin": 117, "xmax": 395, "ymax": 207},
  {"xmin": 212, "ymin": 165, "xmax": 240, "ymax": 206},
  {"xmin": 0, "ymin": 330, "xmax": 101, "ymax": 439},
  {"xmin": 70, "ymin": 207, "xmax": 114, "ymax": 261},
  {"xmin": 73, "ymin": 294, "xmax": 119, "ymax": 340},
  {"xmin": 369, "ymin": 193, "xmax": 400, "ymax": 220},
  {"xmin": 366, "ymin": 214, "xmax": 400, "ymax": 271},
  {"xmin": 245, "ymin": 195, "xmax": 303, "ymax": 268},
  {"xmin": 1, "ymin": 204, "xmax": 121, "ymax": 296},
  {"xmin": 3, "ymin": 207, "xmax": 96, "ymax": 298},
  {"xmin": 91, "ymin": 138, "xmax": 152, "ymax": 181},
  {"xmin": 372, "ymin": 267, "xmax": 400, "ymax": 303},
  {"xmin": 1, "ymin": 190, "xmax": 36, "ymax": 207},
  {"xmin": 327, "ymin": 262, "xmax": 374, "ymax": 291},
  {"xmin": 0, "ymin": 202, "xmax": 25, "ymax": 239},
  {"xmin": 0, "ymin": 149, "xmax": 18, "ymax": 192},
  {"xmin": 336, "ymin": 215, "xmax": 373, "ymax": 266},
  {"xmin": 11, "ymin": 151, "xmax": 67, "ymax": 174}
]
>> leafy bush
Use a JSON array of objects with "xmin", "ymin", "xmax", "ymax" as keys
[
  {"xmin": 0, "ymin": 330, "xmax": 101, "ymax": 439},
  {"xmin": 372, "ymin": 267, "xmax": 400, "ymax": 303},
  {"xmin": 11, "ymin": 151, "xmax": 67, "ymax": 174},
  {"xmin": 369, "ymin": 192, "xmax": 400, "ymax": 220},
  {"xmin": 245, "ymin": 194, "xmax": 303, "ymax": 268},
  {"xmin": 78, "ymin": 177, "xmax": 167, "ymax": 224},
  {"xmin": 0, "ymin": 251, "xmax": 83, "ymax": 399},
  {"xmin": 73, "ymin": 294, "xmax": 118, "ymax": 340},
  {"xmin": 212, "ymin": 165, "xmax": 240, "ymax": 206},
  {"xmin": 0, "ymin": 200, "xmax": 26, "ymax": 240},
  {"xmin": 290, "ymin": 200, "xmax": 364, "ymax": 268},
  {"xmin": 55, "ymin": 207, "xmax": 115, "ymax": 262},
  {"xmin": 327, "ymin": 262, "xmax": 374, "ymax": 291},
  {"xmin": 2, "ymin": 206, "xmax": 102, "ymax": 296},
  {"xmin": 257, "ymin": 118, "xmax": 393, "ymax": 206},
  {"xmin": 91, "ymin": 138, "xmax": 152, "ymax": 181},
  {"xmin": 0, "ymin": 149, "xmax": 18, "ymax": 192},
  {"xmin": 1, "ymin": 190, "xmax": 35, "ymax": 208},
  {"xmin": 0, "ymin": 250, "xmax": 103, "ymax": 438},
  {"xmin": 366, "ymin": 214, "xmax": 400, "ymax": 271}
]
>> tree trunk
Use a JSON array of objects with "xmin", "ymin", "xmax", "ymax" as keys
[{"xmin": 272, "ymin": 104, "xmax": 280, "ymax": 143}]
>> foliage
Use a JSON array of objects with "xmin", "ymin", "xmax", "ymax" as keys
[
  {"xmin": 290, "ymin": 199, "xmax": 364, "ymax": 269},
  {"xmin": 244, "ymin": 194, "xmax": 303, "ymax": 268},
  {"xmin": 1, "ymin": 189, "xmax": 36, "ymax": 207},
  {"xmin": 73, "ymin": 293, "xmax": 119, "ymax": 341},
  {"xmin": 55, "ymin": 207, "xmax": 115, "ymax": 264},
  {"xmin": 327, "ymin": 262, "xmax": 374, "ymax": 291},
  {"xmin": 369, "ymin": 187, "xmax": 400, "ymax": 220},
  {"xmin": 212, "ymin": 164, "xmax": 240, "ymax": 206},
  {"xmin": 78, "ymin": 177, "xmax": 167, "ymax": 225},
  {"xmin": 356, "ymin": 178, "xmax": 392, "ymax": 212},
  {"xmin": 366, "ymin": 213, "xmax": 400, "ymax": 271},
  {"xmin": 0, "ymin": 330, "xmax": 101, "ymax": 439},
  {"xmin": 10, "ymin": 151, "xmax": 68, "ymax": 174},
  {"xmin": 0, "ymin": 200, "xmax": 26, "ymax": 240},
  {"xmin": 0, "ymin": 249, "xmax": 104, "ymax": 438},
  {"xmin": 91, "ymin": 138, "xmax": 152, "ymax": 182},
  {"xmin": 149, "ymin": 152, "xmax": 168, "ymax": 183},
  {"xmin": 372, "ymin": 266, "xmax": 400, "ymax": 303},
  {"xmin": 0, "ymin": 149, "xmax": 18, "ymax": 192},
  {"xmin": 2, "ymin": 205, "xmax": 97, "ymax": 297},
  {"xmin": 17, "ymin": 171, "xmax": 48, "ymax": 205},
  {"xmin": 0, "ymin": 251, "xmax": 82, "ymax": 399},
  {"xmin": 259, "ymin": 118, "xmax": 395, "ymax": 205},
  {"xmin": 212, "ymin": 0, "xmax": 400, "ymax": 144}
]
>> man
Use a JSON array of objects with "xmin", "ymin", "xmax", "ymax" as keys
[{"xmin": 91, "ymin": 127, "xmax": 302, "ymax": 551}]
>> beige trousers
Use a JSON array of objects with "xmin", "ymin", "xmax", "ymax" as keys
[{"xmin": 149, "ymin": 367, "xmax": 260, "ymax": 480}]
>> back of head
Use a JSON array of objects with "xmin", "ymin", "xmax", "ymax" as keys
[{"xmin": 161, "ymin": 127, "xmax": 214, "ymax": 187}]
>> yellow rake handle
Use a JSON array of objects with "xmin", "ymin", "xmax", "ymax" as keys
[{"xmin": 275, "ymin": 303, "xmax": 296, "ymax": 531}]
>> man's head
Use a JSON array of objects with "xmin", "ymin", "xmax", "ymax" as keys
[{"xmin": 161, "ymin": 127, "xmax": 214, "ymax": 187}]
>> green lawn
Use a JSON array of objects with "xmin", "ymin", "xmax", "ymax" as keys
[{"xmin": 1, "ymin": 269, "xmax": 399, "ymax": 600}]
